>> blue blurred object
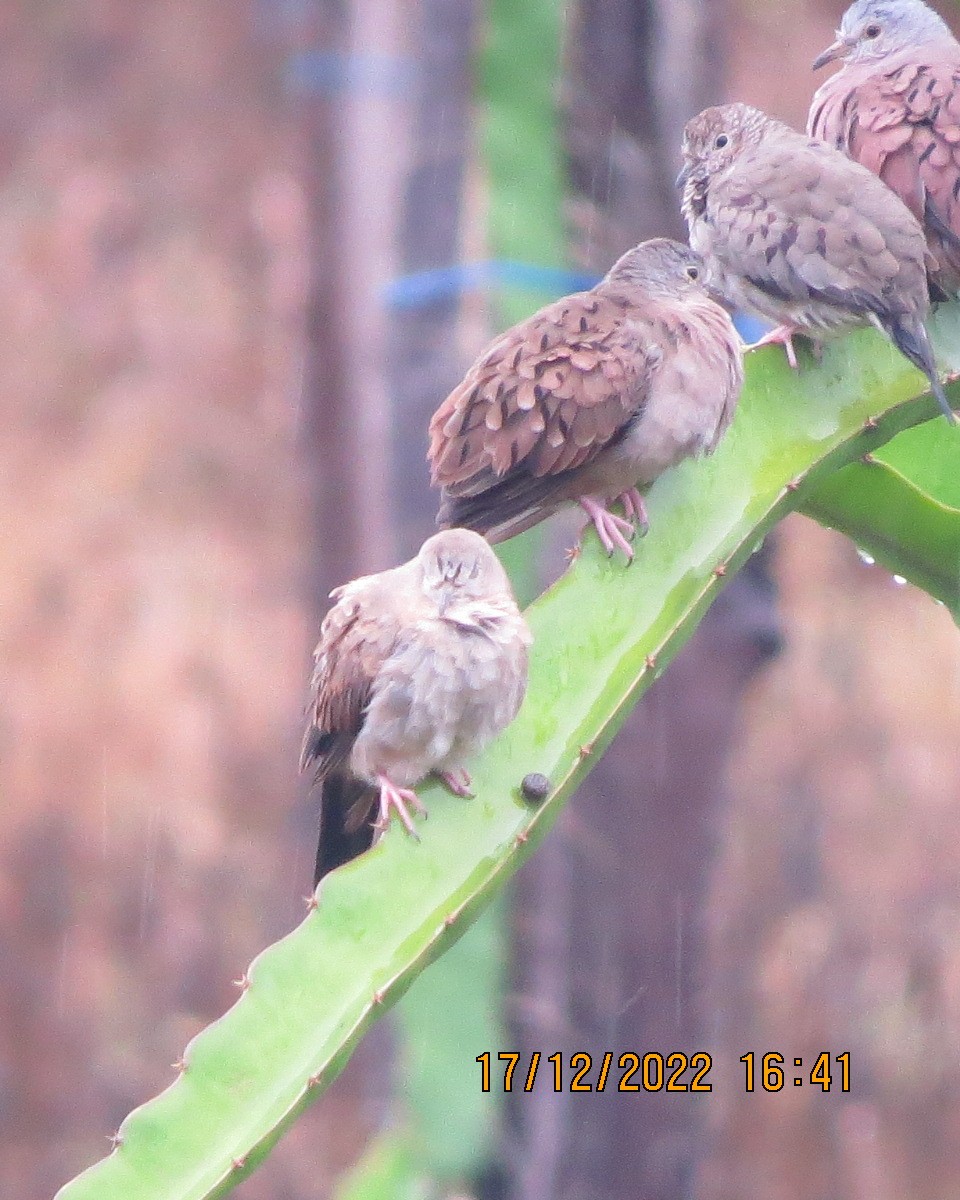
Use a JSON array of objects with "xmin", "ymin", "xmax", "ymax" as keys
[
  {"xmin": 285, "ymin": 50, "xmax": 415, "ymax": 96},
  {"xmin": 733, "ymin": 312, "xmax": 770, "ymax": 343},
  {"xmin": 385, "ymin": 261, "xmax": 774, "ymax": 344},
  {"xmin": 384, "ymin": 261, "xmax": 600, "ymax": 309}
]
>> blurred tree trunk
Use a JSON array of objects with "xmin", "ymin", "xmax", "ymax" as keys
[
  {"xmin": 387, "ymin": 0, "xmax": 478, "ymax": 559},
  {"xmin": 503, "ymin": 5, "xmax": 783, "ymax": 1200},
  {"xmin": 564, "ymin": 0, "xmax": 725, "ymax": 263},
  {"xmin": 300, "ymin": 0, "xmax": 402, "ymax": 604},
  {"xmin": 287, "ymin": 0, "xmax": 416, "ymax": 1191},
  {"xmin": 293, "ymin": 0, "xmax": 479, "ymax": 1190},
  {"xmin": 299, "ymin": 0, "xmax": 367, "ymax": 607}
]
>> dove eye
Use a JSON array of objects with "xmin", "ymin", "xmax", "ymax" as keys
[
  {"xmin": 714, "ymin": 133, "xmax": 729, "ymax": 149},
  {"xmin": 864, "ymin": 23, "xmax": 881, "ymax": 37},
  {"xmin": 685, "ymin": 264, "xmax": 700, "ymax": 281}
]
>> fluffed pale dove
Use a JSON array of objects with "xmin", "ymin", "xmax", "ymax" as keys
[
  {"xmin": 679, "ymin": 102, "xmax": 956, "ymax": 423},
  {"xmin": 809, "ymin": 0, "xmax": 960, "ymax": 296},
  {"xmin": 428, "ymin": 238, "xmax": 744, "ymax": 560},
  {"xmin": 301, "ymin": 529, "xmax": 531, "ymax": 882}
]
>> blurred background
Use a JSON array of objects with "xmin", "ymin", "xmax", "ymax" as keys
[{"xmin": 2, "ymin": 0, "xmax": 960, "ymax": 1197}]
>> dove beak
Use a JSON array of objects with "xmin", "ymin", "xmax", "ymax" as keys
[
  {"xmin": 812, "ymin": 37, "xmax": 847, "ymax": 70},
  {"xmin": 675, "ymin": 163, "xmax": 691, "ymax": 190}
]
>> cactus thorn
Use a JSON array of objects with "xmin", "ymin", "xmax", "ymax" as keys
[
  {"xmin": 785, "ymin": 479, "xmax": 800, "ymax": 492},
  {"xmin": 863, "ymin": 415, "xmax": 878, "ymax": 429},
  {"xmin": 108, "ymin": 1131, "xmax": 123, "ymax": 1150},
  {"xmin": 233, "ymin": 972, "xmax": 251, "ymax": 991},
  {"xmin": 372, "ymin": 989, "xmax": 385, "ymax": 1006},
  {"xmin": 308, "ymin": 1072, "xmax": 322, "ymax": 1088},
  {"xmin": 862, "ymin": 452, "xmax": 878, "ymax": 465},
  {"xmin": 232, "ymin": 1156, "xmax": 247, "ymax": 1171},
  {"xmin": 515, "ymin": 829, "xmax": 529, "ymax": 846},
  {"xmin": 172, "ymin": 1057, "xmax": 187, "ymax": 1074},
  {"xmin": 577, "ymin": 740, "xmax": 595, "ymax": 759},
  {"xmin": 644, "ymin": 654, "xmax": 657, "ymax": 670},
  {"xmin": 564, "ymin": 543, "xmax": 582, "ymax": 564},
  {"xmin": 713, "ymin": 564, "xmax": 727, "ymax": 578},
  {"xmin": 304, "ymin": 893, "xmax": 319, "ymax": 912}
]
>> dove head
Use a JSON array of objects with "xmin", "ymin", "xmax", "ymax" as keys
[
  {"xmin": 679, "ymin": 104, "xmax": 778, "ymax": 190},
  {"xmin": 814, "ymin": 0, "xmax": 952, "ymax": 68},
  {"xmin": 604, "ymin": 238, "xmax": 711, "ymax": 297},
  {"xmin": 417, "ymin": 528, "xmax": 510, "ymax": 604}
]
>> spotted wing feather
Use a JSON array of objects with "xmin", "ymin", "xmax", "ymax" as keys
[
  {"xmin": 809, "ymin": 54, "xmax": 960, "ymax": 292},
  {"xmin": 428, "ymin": 289, "xmax": 658, "ymax": 535},
  {"xmin": 706, "ymin": 137, "xmax": 929, "ymax": 322},
  {"xmin": 299, "ymin": 580, "xmax": 402, "ymax": 782}
]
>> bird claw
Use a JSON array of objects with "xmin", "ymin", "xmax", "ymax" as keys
[
  {"xmin": 618, "ymin": 487, "xmax": 649, "ymax": 537},
  {"xmin": 438, "ymin": 767, "xmax": 474, "ymax": 798},
  {"xmin": 596, "ymin": 513, "xmax": 635, "ymax": 559},
  {"xmin": 580, "ymin": 496, "xmax": 636, "ymax": 560},
  {"xmin": 746, "ymin": 324, "xmax": 800, "ymax": 370},
  {"xmin": 374, "ymin": 776, "xmax": 427, "ymax": 839}
]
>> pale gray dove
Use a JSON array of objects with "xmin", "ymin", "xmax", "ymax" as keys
[
  {"xmin": 428, "ymin": 238, "xmax": 744, "ymax": 560},
  {"xmin": 809, "ymin": 0, "xmax": 960, "ymax": 296},
  {"xmin": 679, "ymin": 102, "xmax": 956, "ymax": 423},
  {"xmin": 301, "ymin": 528, "xmax": 531, "ymax": 881}
]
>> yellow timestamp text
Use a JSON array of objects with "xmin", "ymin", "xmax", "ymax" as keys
[
  {"xmin": 475, "ymin": 1050, "xmax": 713, "ymax": 1093},
  {"xmin": 740, "ymin": 1051, "xmax": 851, "ymax": 1092}
]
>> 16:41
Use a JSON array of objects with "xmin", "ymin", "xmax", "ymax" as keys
[{"xmin": 740, "ymin": 1051, "xmax": 851, "ymax": 1092}]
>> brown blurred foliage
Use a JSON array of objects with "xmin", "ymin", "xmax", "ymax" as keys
[
  {"xmin": 0, "ymin": 3, "xmax": 339, "ymax": 1195},
  {"xmin": 704, "ymin": 519, "xmax": 960, "ymax": 1200}
]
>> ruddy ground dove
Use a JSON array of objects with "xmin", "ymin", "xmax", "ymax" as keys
[
  {"xmin": 809, "ymin": 0, "xmax": 960, "ymax": 297},
  {"xmin": 301, "ymin": 529, "xmax": 530, "ymax": 882},
  {"xmin": 428, "ymin": 238, "xmax": 744, "ymax": 559},
  {"xmin": 679, "ymin": 102, "xmax": 956, "ymax": 423}
]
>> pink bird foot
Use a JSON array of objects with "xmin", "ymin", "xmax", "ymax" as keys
[
  {"xmin": 374, "ymin": 774, "xmax": 428, "ymax": 839},
  {"xmin": 438, "ymin": 767, "xmax": 474, "ymax": 798},
  {"xmin": 746, "ymin": 323, "xmax": 800, "ymax": 370},
  {"xmin": 617, "ymin": 487, "xmax": 649, "ymax": 536},
  {"xmin": 580, "ymin": 495, "xmax": 636, "ymax": 560}
]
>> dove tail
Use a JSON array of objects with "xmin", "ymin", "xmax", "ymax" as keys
[
  {"xmin": 886, "ymin": 315, "xmax": 957, "ymax": 425},
  {"xmin": 436, "ymin": 473, "xmax": 571, "ymax": 542},
  {"xmin": 923, "ymin": 197, "xmax": 960, "ymax": 300},
  {"xmin": 314, "ymin": 774, "xmax": 377, "ymax": 884}
]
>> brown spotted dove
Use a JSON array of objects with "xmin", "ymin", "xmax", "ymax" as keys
[
  {"xmin": 428, "ymin": 238, "xmax": 744, "ymax": 559},
  {"xmin": 301, "ymin": 528, "xmax": 530, "ymax": 882},
  {"xmin": 808, "ymin": 0, "xmax": 960, "ymax": 297},
  {"xmin": 679, "ymin": 102, "xmax": 957, "ymax": 423}
]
